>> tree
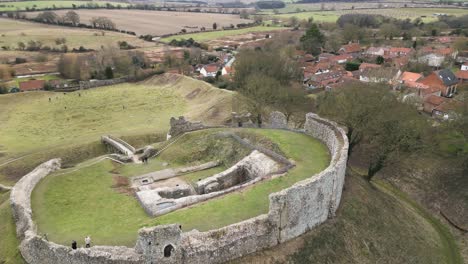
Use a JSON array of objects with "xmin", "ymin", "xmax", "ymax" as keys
[
  {"xmin": 233, "ymin": 47, "xmax": 305, "ymax": 127},
  {"xmin": 324, "ymin": 31, "xmax": 343, "ymax": 53},
  {"xmin": 453, "ymin": 37, "xmax": 468, "ymax": 52},
  {"xmin": 317, "ymin": 83, "xmax": 427, "ymax": 180},
  {"xmin": 212, "ymin": 22, "xmax": 217, "ymax": 30},
  {"xmin": 64, "ymin": 10, "xmax": 80, "ymax": 26},
  {"xmin": 342, "ymin": 23, "xmax": 365, "ymax": 43},
  {"xmin": 36, "ymin": 11, "xmax": 58, "ymax": 24},
  {"xmin": 300, "ymin": 23, "xmax": 325, "ymax": 56},
  {"xmin": 90, "ymin": 17, "xmax": 116, "ymax": 30},
  {"xmin": 380, "ymin": 23, "xmax": 399, "ymax": 40},
  {"xmin": 289, "ymin": 16, "xmax": 299, "ymax": 27},
  {"xmin": 17, "ymin": 41, "xmax": 25, "ymax": 51},
  {"xmin": 237, "ymin": 74, "xmax": 282, "ymax": 127},
  {"xmin": 0, "ymin": 64, "xmax": 14, "ymax": 80},
  {"xmin": 376, "ymin": 55, "xmax": 384, "ymax": 65},
  {"xmin": 105, "ymin": 66, "xmax": 114, "ymax": 79}
]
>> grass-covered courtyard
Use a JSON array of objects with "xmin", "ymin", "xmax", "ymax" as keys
[
  {"xmin": 0, "ymin": 75, "xmax": 233, "ymax": 185},
  {"xmin": 31, "ymin": 129, "xmax": 330, "ymax": 247}
]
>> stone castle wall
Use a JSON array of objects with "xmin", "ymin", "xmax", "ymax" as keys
[{"xmin": 11, "ymin": 113, "xmax": 348, "ymax": 264}]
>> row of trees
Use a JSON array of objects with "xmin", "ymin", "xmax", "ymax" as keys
[
  {"xmin": 57, "ymin": 47, "xmax": 149, "ymax": 81},
  {"xmin": 233, "ymin": 42, "xmax": 312, "ymax": 126}
]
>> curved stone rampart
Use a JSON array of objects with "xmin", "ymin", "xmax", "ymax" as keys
[{"xmin": 11, "ymin": 113, "xmax": 348, "ymax": 264}]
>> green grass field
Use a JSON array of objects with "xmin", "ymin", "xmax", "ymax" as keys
[
  {"xmin": 159, "ymin": 26, "xmax": 284, "ymax": 43},
  {"xmin": 0, "ymin": 17, "xmax": 153, "ymax": 50},
  {"xmin": 0, "ymin": 1, "xmax": 128, "ymax": 11},
  {"xmin": 30, "ymin": 128, "xmax": 330, "ymax": 246},
  {"xmin": 0, "ymin": 75, "xmax": 233, "ymax": 185},
  {"xmin": 273, "ymin": 7, "xmax": 468, "ymax": 23},
  {"xmin": 235, "ymin": 174, "xmax": 457, "ymax": 264}
]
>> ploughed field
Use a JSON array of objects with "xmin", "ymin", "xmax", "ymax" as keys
[
  {"xmin": 0, "ymin": 17, "xmax": 154, "ymax": 50},
  {"xmin": 0, "ymin": 1, "xmax": 128, "ymax": 11},
  {"xmin": 30, "ymin": 129, "xmax": 330, "ymax": 246},
  {"xmin": 23, "ymin": 9, "xmax": 252, "ymax": 36}
]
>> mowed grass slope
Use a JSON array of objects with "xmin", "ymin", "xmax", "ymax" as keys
[
  {"xmin": 0, "ymin": 74, "xmax": 233, "ymax": 184},
  {"xmin": 0, "ymin": 17, "xmax": 153, "ymax": 50},
  {"xmin": 234, "ymin": 175, "xmax": 455, "ymax": 264},
  {"xmin": 31, "ymin": 129, "xmax": 330, "ymax": 246},
  {"xmin": 160, "ymin": 26, "xmax": 284, "ymax": 43}
]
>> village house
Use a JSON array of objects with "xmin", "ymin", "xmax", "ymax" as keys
[
  {"xmin": 303, "ymin": 70, "xmax": 346, "ymax": 89},
  {"xmin": 338, "ymin": 43, "xmax": 362, "ymax": 57},
  {"xmin": 221, "ymin": 66, "xmax": 234, "ymax": 76},
  {"xmin": 418, "ymin": 53, "xmax": 446, "ymax": 67},
  {"xmin": 200, "ymin": 64, "xmax": 219, "ymax": 78},
  {"xmin": 419, "ymin": 69, "xmax": 458, "ymax": 97},
  {"xmin": 359, "ymin": 67, "xmax": 399, "ymax": 84},
  {"xmin": 359, "ymin": 63, "xmax": 381, "ymax": 72},
  {"xmin": 18, "ymin": 79, "xmax": 45, "ymax": 92},
  {"xmin": 387, "ymin": 47, "xmax": 413, "ymax": 58},
  {"xmin": 456, "ymin": 70, "xmax": 468, "ymax": 83},
  {"xmin": 364, "ymin": 47, "xmax": 387, "ymax": 57},
  {"xmin": 423, "ymin": 95, "xmax": 460, "ymax": 120},
  {"xmin": 461, "ymin": 62, "xmax": 468, "ymax": 71},
  {"xmin": 329, "ymin": 54, "xmax": 353, "ymax": 64},
  {"xmin": 397, "ymin": 71, "xmax": 426, "ymax": 90},
  {"xmin": 423, "ymin": 94, "xmax": 447, "ymax": 115}
]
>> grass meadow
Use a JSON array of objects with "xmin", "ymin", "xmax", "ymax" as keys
[
  {"xmin": 273, "ymin": 7, "xmax": 468, "ymax": 23},
  {"xmin": 30, "ymin": 129, "xmax": 330, "ymax": 246},
  {"xmin": 160, "ymin": 25, "xmax": 284, "ymax": 43}
]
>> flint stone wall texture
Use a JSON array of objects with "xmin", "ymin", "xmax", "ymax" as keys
[{"xmin": 12, "ymin": 113, "xmax": 348, "ymax": 264}]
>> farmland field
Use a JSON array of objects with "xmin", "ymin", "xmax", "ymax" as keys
[
  {"xmin": 0, "ymin": 17, "xmax": 154, "ymax": 50},
  {"xmin": 0, "ymin": 1, "xmax": 128, "ymax": 11},
  {"xmin": 160, "ymin": 25, "xmax": 285, "ymax": 43},
  {"xmin": 274, "ymin": 7, "xmax": 468, "ymax": 23},
  {"xmin": 24, "ymin": 9, "xmax": 253, "ymax": 36}
]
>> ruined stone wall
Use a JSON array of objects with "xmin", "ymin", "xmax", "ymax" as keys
[
  {"xmin": 11, "ymin": 113, "xmax": 348, "ymax": 264},
  {"xmin": 10, "ymin": 158, "xmax": 142, "ymax": 264}
]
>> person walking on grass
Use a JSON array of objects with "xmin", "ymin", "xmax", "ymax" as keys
[{"xmin": 85, "ymin": 236, "xmax": 91, "ymax": 248}]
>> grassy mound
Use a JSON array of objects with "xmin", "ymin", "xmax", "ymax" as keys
[
  {"xmin": 30, "ymin": 128, "xmax": 329, "ymax": 246},
  {"xmin": 0, "ymin": 74, "xmax": 233, "ymax": 185},
  {"xmin": 234, "ymin": 175, "xmax": 459, "ymax": 264},
  {"xmin": 0, "ymin": 190, "xmax": 24, "ymax": 264}
]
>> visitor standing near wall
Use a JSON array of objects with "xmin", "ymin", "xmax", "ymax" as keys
[{"xmin": 85, "ymin": 236, "xmax": 91, "ymax": 248}]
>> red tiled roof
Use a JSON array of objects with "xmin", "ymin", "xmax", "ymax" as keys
[
  {"xmin": 359, "ymin": 63, "xmax": 381, "ymax": 71},
  {"xmin": 329, "ymin": 54, "xmax": 353, "ymax": 62},
  {"xmin": 340, "ymin": 43, "xmax": 361, "ymax": 53},
  {"xmin": 435, "ymin": 48, "xmax": 454, "ymax": 56},
  {"xmin": 389, "ymin": 47, "xmax": 412, "ymax": 54},
  {"xmin": 203, "ymin": 64, "xmax": 219, "ymax": 73},
  {"xmin": 456, "ymin": 70, "xmax": 468, "ymax": 80},
  {"xmin": 425, "ymin": 95, "xmax": 446, "ymax": 106},
  {"xmin": 19, "ymin": 80, "xmax": 45, "ymax": 91},
  {"xmin": 400, "ymin": 71, "xmax": 423, "ymax": 83}
]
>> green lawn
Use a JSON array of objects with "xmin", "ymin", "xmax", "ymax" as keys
[
  {"xmin": 0, "ymin": 1, "xmax": 128, "ymax": 11},
  {"xmin": 159, "ymin": 26, "xmax": 285, "ymax": 43},
  {"xmin": 31, "ymin": 128, "xmax": 330, "ymax": 246},
  {"xmin": 273, "ymin": 7, "xmax": 468, "ymax": 23},
  {"xmin": 0, "ymin": 191, "xmax": 24, "ymax": 264},
  {"xmin": 0, "ymin": 83, "xmax": 185, "ymax": 158}
]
